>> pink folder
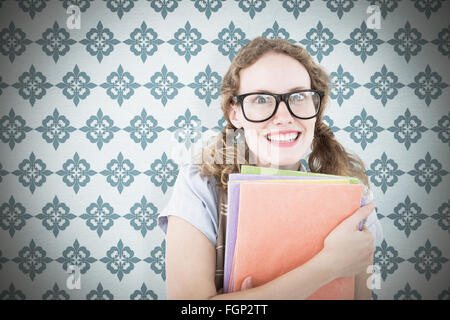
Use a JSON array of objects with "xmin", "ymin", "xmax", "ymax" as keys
[
  {"xmin": 225, "ymin": 175, "xmax": 350, "ymax": 293},
  {"xmin": 226, "ymin": 178, "xmax": 349, "ymax": 293},
  {"xmin": 232, "ymin": 181, "xmax": 364, "ymax": 299}
]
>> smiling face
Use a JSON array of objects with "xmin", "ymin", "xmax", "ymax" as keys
[{"xmin": 228, "ymin": 51, "xmax": 317, "ymax": 170}]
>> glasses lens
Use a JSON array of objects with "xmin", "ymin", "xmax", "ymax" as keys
[
  {"xmin": 241, "ymin": 91, "xmax": 321, "ymax": 121},
  {"xmin": 288, "ymin": 91, "xmax": 320, "ymax": 118},
  {"xmin": 242, "ymin": 94, "xmax": 277, "ymax": 121}
]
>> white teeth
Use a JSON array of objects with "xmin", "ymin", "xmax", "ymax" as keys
[{"xmin": 267, "ymin": 132, "xmax": 300, "ymax": 142}]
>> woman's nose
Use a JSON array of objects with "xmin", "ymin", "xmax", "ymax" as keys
[{"xmin": 272, "ymin": 101, "xmax": 294, "ymax": 124}]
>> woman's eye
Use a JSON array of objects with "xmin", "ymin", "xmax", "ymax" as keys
[
  {"xmin": 254, "ymin": 95, "xmax": 270, "ymax": 103},
  {"xmin": 291, "ymin": 93, "xmax": 305, "ymax": 102}
]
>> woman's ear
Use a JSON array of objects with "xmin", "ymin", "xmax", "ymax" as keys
[{"xmin": 228, "ymin": 104, "xmax": 243, "ymax": 129}]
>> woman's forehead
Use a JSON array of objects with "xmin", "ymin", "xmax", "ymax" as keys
[{"xmin": 238, "ymin": 52, "xmax": 311, "ymax": 93}]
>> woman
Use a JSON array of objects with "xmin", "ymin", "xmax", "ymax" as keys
[{"xmin": 158, "ymin": 36, "xmax": 383, "ymax": 299}]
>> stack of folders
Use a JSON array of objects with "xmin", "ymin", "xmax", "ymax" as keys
[{"xmin": 223, "ymin": 165, "xmax": 368, "ymax": 299}]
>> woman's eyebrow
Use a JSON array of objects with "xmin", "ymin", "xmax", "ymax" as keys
[
  {"xmin": 288, "ymin": 86, "xmax": 309, "ymax": 91},
  {"xmin": 250, "ymin": 86, "xmax": 309, "ymax": 93}
]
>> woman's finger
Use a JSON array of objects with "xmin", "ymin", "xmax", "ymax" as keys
[{"xmin": 240, "ymin": 276, "xmax": 252, "ymax": 291}]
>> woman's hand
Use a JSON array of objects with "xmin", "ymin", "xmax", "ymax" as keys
[{"xmin": 320, "ymin": 202, "xmax": 376, "ymax": 279}]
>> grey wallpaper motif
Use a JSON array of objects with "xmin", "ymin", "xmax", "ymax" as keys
[{"xmin": 0, "ymin": 0, "xmax": 449, "ymax": 300}]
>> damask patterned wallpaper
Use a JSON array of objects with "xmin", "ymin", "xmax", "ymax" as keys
[{"xmin": 0, "ymin": 0, "xmax": 448, "ymax": 300}]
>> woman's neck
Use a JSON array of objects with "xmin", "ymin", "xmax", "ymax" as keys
[
  {"xmin": 254, "ymin": 157, "xmax": 303, "ymax": 171},
  {"xmin": 269, "ymin": 161, "xmax": 303, "ymax": 171},
  {"xmin": 248, "ymin": 148, "xmax": 304, "ymax": 171}
]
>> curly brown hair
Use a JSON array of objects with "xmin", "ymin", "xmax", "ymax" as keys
[{"xmin": 194, "ymin": 36, "xmax": 369, "ymax": 194}]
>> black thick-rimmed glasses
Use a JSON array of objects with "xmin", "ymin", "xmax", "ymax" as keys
[{"xmin": 232, "ymin": 89, "xmax": 324, "ymax": 122}]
